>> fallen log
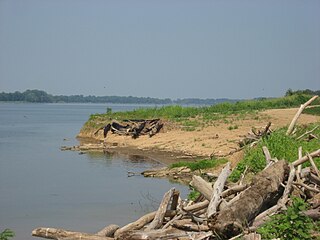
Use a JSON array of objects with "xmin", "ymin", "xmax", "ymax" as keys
[
  {"xmin": 210, "ymin": 160, "xmax": 289, "ymax": 238},
  {"xmin": 32, "ymin": 227, "xmax": 114, "ymax": 240}
]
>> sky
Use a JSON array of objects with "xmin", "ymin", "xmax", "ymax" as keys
[{"xmin": 0, "ymin": 0, "xmax": 319, "ymax": 99}]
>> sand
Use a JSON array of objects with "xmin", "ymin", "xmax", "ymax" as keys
[{"xmin": 78, "ymin": 108, "xmax": 320, "ymax": 166}]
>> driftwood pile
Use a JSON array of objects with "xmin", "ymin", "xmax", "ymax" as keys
[
  {"xmin": 32, "ymin": 148, "xmax": 320, "ymax": 240},
  {"xmin": 94, "ymin": 119, "xmax": 163, "ymax": 139}
]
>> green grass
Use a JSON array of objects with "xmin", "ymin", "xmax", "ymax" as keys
[
  {"xmin": 169, "ymin": 158, "xmax": 228, "ymax": 171},
  {"xmin": 82, "ymin": 94, "xmax": 319, "ymax": 132},
  {"xmin": 229, "ymin": 123, "xmax": 320, "ymax": 182},
  {"xmin": 187, "ymin": 188, "xmax": 201, "ymax": 201},
  {"xmin": 304, "ymin": 106, "xmax": 320, "ymax": 116}
]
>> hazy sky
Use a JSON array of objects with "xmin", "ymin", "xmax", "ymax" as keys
[{"xmin": 0, "ymin": 0, "xmax": 319, "ymax": 99}]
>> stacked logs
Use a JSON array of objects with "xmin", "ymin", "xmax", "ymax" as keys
[{"xmin": 32, "ymin": 148, "xmax": 320, "ymax": 240}]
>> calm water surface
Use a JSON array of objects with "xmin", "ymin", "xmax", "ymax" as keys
[{"xmin": 0, "ymin": 103, "xmax": 188, "ymax": 240}]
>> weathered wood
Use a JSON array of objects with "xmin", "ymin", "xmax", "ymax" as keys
[
  {"xmin": 32, "ymin": 227, "xmax": 113, "ymax": 240},
  {"xmin": 293, "ymin": 181, "xmax": 320, "ymax": 193},
  {"xmin": 96, "ymin": 224, "xmax": 119, "ymax": 237},
  {"xmin": 123, "ymin": 229, "xmax": 213, "ymax": 240},
  {"xmin": 252, "ymin": 163, "xmax": 296, "ymax": 227},
  {"xmin": 145, "ymin": 188, "xmax": 175, "ymax": 230},
  {"xmin": 292, "ymin": 149, "xmax": 320, "ymax": 167},
  {"xmin": 262, "ymin": 146, "xmax": 272, "ymax": 164},
  {"xmin": 171, "ymin": 219, "xmax": 210, "ymax": 232},
  {"xmin": 303, "ymin": 207, "xmax": 320, "ymax": 220},
  {"xmin": 286, "ymin": 95, "xmax": 318, "ymax": 135},
  {"xmin": 296, "ymin": 125, "xmax": 319, "ymax": 140},
  {"xmin": 221, "ymin": 184, "xmax": 248, "ymax": 198},
  {"xmin": 183, "ymin": 199, "xmax": 209, "ymax": 212},
  {"xmin": 211, "ymin": 160, "xmax": 289, "ymax": 238},
  {"xmin": 308, "ymin": 152, "xmax": 320, "ymax": 177},
  {"xmin": 190, "ymin": 175, "xmax": 212, "ymax": 200},
  {"xmin": 239, "ymin": 165, "xmax": 248, "ymax": 185},
  {"xmin": 279, "ymin": 163, "xmax": 295, "ymax": 205},
  {"xmin": 207, "ymin": 162, "xmax": 231, "ymax": 218},
  {"xmin": 170, "ymin": 189, "xmax": 180, "ymax": 211},
  {"xmin": 114, "ymin": 210, "xmax": 176, "ymax": 239},
  {"xmin": 243, "ymin": 232, "xmax": 261, "ymax": 240}
]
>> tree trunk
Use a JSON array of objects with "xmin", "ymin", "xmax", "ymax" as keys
[{"xmin": 210, "ymin": 160, "xmax": 289, "ymax": 238}]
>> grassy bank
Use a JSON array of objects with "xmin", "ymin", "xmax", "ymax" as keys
[
  {"xmin": 229, "ymin": 123, "xmax": 320, "ymax": 182},
  {"xmin": 81, "ymin": 94, "xmax": 319, "ymax": 133}
]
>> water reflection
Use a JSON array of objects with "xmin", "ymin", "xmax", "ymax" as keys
[{"xmin": 85, "ymin": 150, "xmax": 165, "ymax": 170}]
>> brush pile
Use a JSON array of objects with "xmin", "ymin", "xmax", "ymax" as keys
[
  {"xmin": 94, "ymin": 119, "xmax": 163, "ymax": 139},
  {"xmin": 32, "ymin": 148, "xmax": 320, "ymax": 240}
]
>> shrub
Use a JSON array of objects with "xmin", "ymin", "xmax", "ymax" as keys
[
  {"xmin": 0, "ymin": 229, "xmax": 14, "ymax": 240},
  {"xmin": 257, "ymin": 197, "xmax": 314, "ymax": 240}
]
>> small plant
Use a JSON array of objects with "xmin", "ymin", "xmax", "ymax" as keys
[
  {"xmin": 106, "ymin": 107, "xmax": 112, "ymax": 114},
  {"xmin": 169, "ymin": 158, "xmax": 228, "ymax": 171},
  {"xmin": 257, "ymin": 197, "xmax": 314, "ymax": 240},
  {"xmin": 228, "ymin": 125, "xmax": 238, "ymax": 130},
  {"xmin": 188, "ymin": 188, "xmax": 200, "ymax": 201},
  {"xmin": 0, "ymin": 229, "xmax": 15, "ymax": 240}
]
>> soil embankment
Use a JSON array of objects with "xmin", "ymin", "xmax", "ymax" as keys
[{"xmin": 78, "ymin": 108, "xmax": 320, "ymax": 166}]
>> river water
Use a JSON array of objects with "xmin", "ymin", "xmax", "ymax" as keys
[{"xmin": 0, "ymin": 103, "xmax": 188, "ymax": 240}]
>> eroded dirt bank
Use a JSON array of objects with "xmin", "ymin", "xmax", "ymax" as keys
[{"xmin": 77, "ymin": 108, "xmax": 320, "ymax": 166}]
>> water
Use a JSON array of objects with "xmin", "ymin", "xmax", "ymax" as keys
[{"xmin": 0, "ymin": 103, "xmax": 188, "ymax": 240}]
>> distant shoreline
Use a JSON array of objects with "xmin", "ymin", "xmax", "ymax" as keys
[{"xmin": 0, "ymin": 89, "xmax": 239, "ymax": 105}]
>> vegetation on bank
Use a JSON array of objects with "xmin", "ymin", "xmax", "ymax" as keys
[
  {"xmin": 229, "ymin": 123, "xmax": 320, "ymax": 182},
  {"xmin": 169, "ymin": 158, "xmax": 228, "ymax": 171},
  {"xmin": 83, "ymin": 93, "xmax": 320, "ymax": 132},
  {"xmin": 257, "ymin": 197, "xmax": 317, "ymax": 240}
]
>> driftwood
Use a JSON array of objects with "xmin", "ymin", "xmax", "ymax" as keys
[
  {"xmin": 211, "ymin": 160, "xmax": 289, "ymax": 238},
  {"xmin": 239, "ymin": 122, "xmax": 272, "ymax": 147},
  {"xmin": 114, "ymin": 210, "xmax": 176, "ymax": 239},
  {"xmin": 32, "ymin": 227, "xmax": 114, "ymax": 240},
  {"xmin": 286, "ymin": 95, "xmax": 318, "ymax": 135},
  {"xmin": 145, "ymin": 188, "xmax": 175, "ymax": 230},
  {"xmin": 95, "ymin": 119, "xmax": 163, "ymax": 139},
  {"xmin": 292, "ymin": 149, "xmax": 320, "ymax": 167},
  {"xmin": 97, "ymin": 225, "xmax": 119, "ymax": 237},
  {"xmin": 207, "ymin": 162, "xmax": 231, "ymax": 218},
  {"xmin": 33, "ymin": 144, "xmax": 320, "ymax": 240}
]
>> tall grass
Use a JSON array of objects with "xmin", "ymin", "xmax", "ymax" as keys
[
  {"xmin": 229, "ymin": 123, "xmax": 320, "ymax": 182},
  {"xmin": 83, "ymin": 94, "xmax": 317, "ymax": 131}
]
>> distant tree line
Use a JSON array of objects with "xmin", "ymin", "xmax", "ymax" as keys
[
  {"xmin": 0, "ymin": 89, "xmax": 237, "ymax": 105},
  {"xmin": 0, "ymin": 89, "xmax": 318, "ymax": 105},
  {"xmin": 285, "ymin": 88, "xmax": 320, "ymax": 96}
]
